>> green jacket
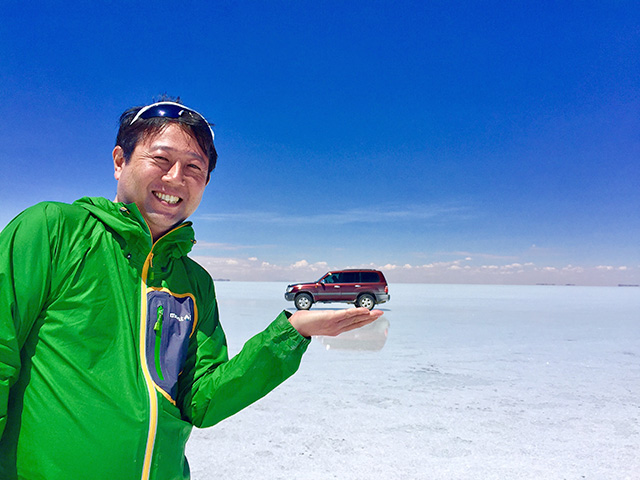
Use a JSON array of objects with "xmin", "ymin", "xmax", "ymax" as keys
[{"xmin": 0, "ymin": 197, "xmax": 310, "ymax": 480}]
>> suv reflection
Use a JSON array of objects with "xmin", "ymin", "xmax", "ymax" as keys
[{"xmin": 285, "ymin": 269, "xmax": 390, "ymax": 310}]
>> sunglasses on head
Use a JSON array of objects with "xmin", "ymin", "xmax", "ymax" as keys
[{"xmin": 130, "ymin": 101, "xmax": 215, "ymax": 141}]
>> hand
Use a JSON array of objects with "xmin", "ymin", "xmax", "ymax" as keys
[{"xmin": 289, "ymin": 307, "xmax": 384, "ymax": 338}]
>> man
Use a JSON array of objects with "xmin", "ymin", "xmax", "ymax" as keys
[{"xmin": 0, "ymin": 101, "xmax": 382, "ymax": 480}]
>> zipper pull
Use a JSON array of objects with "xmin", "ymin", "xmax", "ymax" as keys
[
  {"xmin": 155, "ymin": 305, "xmax": 164, "ymax": 331},
  {"xmin": 147, "ymin": 252, "xmax": 156, "ymax": 281},
  {"xmin": 154, "ymin": 305, "xmax": 165, "ymax": 381}
]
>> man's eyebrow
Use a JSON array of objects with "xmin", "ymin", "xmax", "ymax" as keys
[{"xmin": 149, "ymin": 144, "xmax": 206, "ymax": 163}]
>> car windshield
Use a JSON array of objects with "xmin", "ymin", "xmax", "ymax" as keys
[{"xmin": 321, "ymin": 273, "xmax": 337, "ymax": 284}]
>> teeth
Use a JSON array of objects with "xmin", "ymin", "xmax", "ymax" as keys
[{"xmin": 155, "ymin": 192, "xmax": 180, "ymax": 204}]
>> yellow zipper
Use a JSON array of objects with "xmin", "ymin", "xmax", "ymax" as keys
[
  {"xmin": 139, "ymin": 250, "xmax": 157, "ymax": 480},
  {"xmin": 138, "ymin": 223, "xmax": 189, "ymax": 480}
]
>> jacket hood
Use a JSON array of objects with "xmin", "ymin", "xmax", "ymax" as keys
[{"xmin": 73, "ymin": 196, "xmax": 196, "ymax": 261}]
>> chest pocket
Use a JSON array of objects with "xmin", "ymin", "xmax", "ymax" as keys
[{"xmin": 145, "ymin": 289, "xmax": 197, "ymax": 402}]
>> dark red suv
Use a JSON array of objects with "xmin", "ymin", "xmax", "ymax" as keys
[{"xmin": 285, "ymin": 269, "xmax": 390, "ymax": 310}]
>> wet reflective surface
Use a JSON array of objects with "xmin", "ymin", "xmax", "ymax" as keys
[
  {"xmin": 189, "ymin": 282, "xmax": 640, "ymax": 479},
  {"xmin": 316, "ymin": 316, "xmax": 390, "ymax": 351}
]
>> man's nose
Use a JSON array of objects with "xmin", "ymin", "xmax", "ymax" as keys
[{"xmin": 163, "ymin": 161, "xmax": 184, "ymax": 183}]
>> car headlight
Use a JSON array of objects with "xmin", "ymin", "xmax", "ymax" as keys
[{"xmin": 286, "ymin": 286, "xmax": 294, "ymax": 293}]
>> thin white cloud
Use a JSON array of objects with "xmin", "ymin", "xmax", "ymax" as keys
[
  {"xmin": 193, "ymin": 242, "xmax": 244, "ymax": 251},
  {"xmin": 193, "ymin": 241, "xmax": 275, "ymax": 251},
  {"xmin": 443, "ymin": 251, "xmax": 520, "ymax": 261},
  {"xmin": 196, "ymin": 204, "xmax": 468, "ymax": 226}
]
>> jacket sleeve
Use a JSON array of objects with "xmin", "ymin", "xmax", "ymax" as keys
[
  {"xmin": 0, "ymin": 205, "xmax": 53, "ymax": 440},
  {"xmin": 177, "ymin": 283, "xmax": 310, "ymax": 428}
]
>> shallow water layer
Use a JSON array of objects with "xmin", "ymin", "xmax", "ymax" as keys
[{"xmin": 186, "ymin": 282, "xmax": 640, "ymax": 480}]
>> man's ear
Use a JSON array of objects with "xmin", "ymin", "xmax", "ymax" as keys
[{"xmin": 113, "ymin": 146, "xmax": 125, "ymax": 180}]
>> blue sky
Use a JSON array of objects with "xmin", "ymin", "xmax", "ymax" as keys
[{"xmin": 1, "ymin": 1, "xmax": 638, "ymax": 285}]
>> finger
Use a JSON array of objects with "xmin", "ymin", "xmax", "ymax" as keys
[
  {"xmin": 342, "ymin": 307, "xmax": 379, "ymax": 319},
  {"xmin": 335, "ymin": 309, "xmax": 370, "ymax": 324},
  {"xmin": 346, "ymin": 309, "xmax": 383, "ymax": 321}
]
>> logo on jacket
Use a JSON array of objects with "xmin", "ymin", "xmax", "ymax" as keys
[{"xmin": 170, "ymin": 312, "xmax": 191, "ymax": 322}]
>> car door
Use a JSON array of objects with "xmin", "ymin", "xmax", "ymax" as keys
[
  {"xmin": 317, "ymin": 273, "xmax": 344, "ymax": 301},
  {"xmin": 338, "ymin": 271, "xmax": 359, "ymax": 301}
]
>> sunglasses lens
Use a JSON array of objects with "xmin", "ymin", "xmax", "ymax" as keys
[
  {"xmin": 139, "ymin": 104, "xmax": 186, "ymax": 120},
  {"xmin": 131, "ymin": 102, "xmax": 215, "ymax": 141}
]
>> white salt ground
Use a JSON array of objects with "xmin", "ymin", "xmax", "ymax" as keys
[{"xmin": 185, "ymin": 282, "xmax": 640, "ymax": 480}]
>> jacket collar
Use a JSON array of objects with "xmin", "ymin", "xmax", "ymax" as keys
[{"xmin": 73, "ymin": 197, "xmax": 196, "ymax": 263}]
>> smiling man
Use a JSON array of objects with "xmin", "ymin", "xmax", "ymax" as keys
[
  {"xmin": 113, "ymin": 122, "xmax": 209, "ymax": 240},
  {"xmin": 0, "ymin": 100, "xmax": 382, "ymax": 480}
]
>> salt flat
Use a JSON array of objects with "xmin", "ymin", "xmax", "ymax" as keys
[{"xmin": 186, "ymin": 282, "xmax": 640, "ymax": 479}]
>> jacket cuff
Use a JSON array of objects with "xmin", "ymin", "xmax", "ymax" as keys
[{"xmin": 275, "ymin": 310, "xmax": 312, "ymax": 346}]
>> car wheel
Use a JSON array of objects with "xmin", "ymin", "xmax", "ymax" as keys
[
  {"xmin": 356, "ymin": 294, "xmax": 375, "ymax": 310},
  {"xmin": 295, "ymin": 293, "xmax": 313, "ymax": 310}
]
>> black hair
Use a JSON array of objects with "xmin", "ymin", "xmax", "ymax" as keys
[{"xmin": 115, "ymin": 100, "xmax": 218, "ymax": 179}]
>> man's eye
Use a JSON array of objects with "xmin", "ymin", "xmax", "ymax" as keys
[
  {"xmin": 154, "ymin": 156, "xmax": 169, "ymax": 162},
  {"xmin": 188, "ymin": 164, "xmax": 202, "ymax": 171}
]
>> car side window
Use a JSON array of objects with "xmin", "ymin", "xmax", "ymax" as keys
[
  {"xmin": 361, "ymin": 272, "xmax": 379, "ymax": 283},
  {"xmin": 341, "ymin": 272, "xmax": 358, "ymax": 283},
  {"xmin": 323, "ymin": 274, "xmax": 337, "ymax": 284}
]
